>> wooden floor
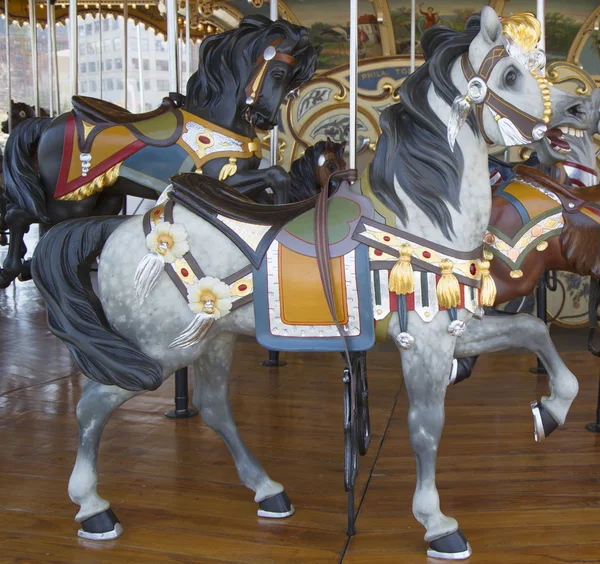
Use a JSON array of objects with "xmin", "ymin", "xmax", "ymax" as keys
[{"xmin": 1, "ymin": 255, "xmax": 600, "ymax": 562}]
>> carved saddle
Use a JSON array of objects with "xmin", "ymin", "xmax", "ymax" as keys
[
  {"xmin": 169, "ymin": 172, "xmax": 377, "ymax": 353},
  {"xmin": 485, "ymin": 165, "xmax": 600, "ymax": 276},
  {"xmin": 71, "ymin": 95, "xmax": 183, "ymax": 153}
]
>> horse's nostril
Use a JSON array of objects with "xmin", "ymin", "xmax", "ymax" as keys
[{"xmin": 567, "ymin": 105, "xmax": 585, "ymax": 118}]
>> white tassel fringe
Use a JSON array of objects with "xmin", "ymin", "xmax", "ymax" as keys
[
  {"xmin": 394, "ymin": 331, "xmax": 415, "ymax": 350},
  {"xmin": 447, "ymin": 95, "xmax": 473, "ymax": 151},
  {"xmin": 134, "ymin": 252, "xmax": 164, "ymax": 303},
  {"xmin": 489, "ymin": 107, "xmax": 530, "ymax": 146},
  {"xmin": 169, "ymin": 312, "xmax": 215, "ymax": 348}
]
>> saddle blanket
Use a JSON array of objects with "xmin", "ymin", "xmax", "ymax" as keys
[{"xmin": 253, "ymin": 242, "xmax": 375, "ymax": 352}]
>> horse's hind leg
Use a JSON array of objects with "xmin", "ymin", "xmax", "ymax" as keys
[
  {"xmin": 68, "ymin": 380, "xmax": 141, "ymax": 539},
  {"xmin": 454, "ymin": 313, "xmax": 579, "ymax": 441},
  {"xmin": 0, "ymin": 205, "xmax": 35, "ymax": 288},
  {"xmin": 192, "ymin": 332, "xmax": 293, "ymax": 518}
]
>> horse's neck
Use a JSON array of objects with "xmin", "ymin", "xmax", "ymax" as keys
[{"xmin": 393, "ymin": 74, "xmax": 491, "ymax": 252}]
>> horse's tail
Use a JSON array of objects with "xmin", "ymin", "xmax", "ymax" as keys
[
  {"xmin": 32, "ymin": 217, "xmax": 164, "ymax": 391},
  {"xmin": 3, "ymin": 117, "xmax": 52, "ymax": 223}
]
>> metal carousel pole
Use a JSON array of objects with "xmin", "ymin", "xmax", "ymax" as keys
[
  {"xmin": 50, "ymin": 2, "xmax": 60, "ymax": 112},
  {"xmin": 136, "ymin": 21, "xmax": 144, "ymax": 111},
  {"xmin": 122, "ymin": 0, "xmax": 128, "ymax": 109},
  {"xmin": 185, "ymin": 0, "xmax": 190, "ymax": 90},
  {"xmin": 4, "ymin": 0, "xmax": 11, "ymax": 131},
  {"xmin": 46, "ymin": 0, "xmax": 54, "ymax": 116},
  {"xmin": 165, "ymin": 0, "xmax": 198, "ymax": 419},
  {"xmin": 99, "ymin": 6, "xmax": 103, "ymax": 99},
  {"xmin": 261, "ymin": 0, "xmax": 287, "ymax": 368},
  {"xmin": 69, "ymin": 0, "xmax": 77, "ymax": 99},
  {"xmin": 410, "ymin": 0, "xmax": 415, "ymax": 73},
  {"xmin": 29, "ymin": 0, "xmax": 39, "ymax": 116}
]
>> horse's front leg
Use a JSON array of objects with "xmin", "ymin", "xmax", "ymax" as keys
[
  {"xmin": 226, "ymin": 166, "xmax": 291, "ymax": 203},
  {"xmin": 390, "ymin": 312, "xmax": 472, "ymax": 560},
  {"xmin": 192, "ymin": 331, "xmax": 294, "ymax": 518},
  {"xmin": 454, "ymin": 313, "xmax": 579, "ymax": 439}
]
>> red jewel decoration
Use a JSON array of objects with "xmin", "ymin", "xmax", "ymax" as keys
[
  {"xmin": 238, "ymin": 283, "xmax": 248, "ymax": 291},
  {"xmin": 470, "ymin": 263, "xmax": 477, "ymax": 276},
  {"xmin": 181, "ymin": 268, "xmax": 189, "ymax": 277},
  {"xmin": 198, "ymin": 135, "xmax": 211, "ymax": 145},
  {"xmin": 422, "ymin": 250, "xmax": 431, "ymax": 259},
  {"xmin": 153, "ymin": 209, "xmax": 161, "ymax": 216},
  {"xmin": 383, "ymin": 236, "xmax": 391, "ymax": 242},
  {"xmin": 374, "ymin": 249, "xmax": 383, "ymax": 256}
]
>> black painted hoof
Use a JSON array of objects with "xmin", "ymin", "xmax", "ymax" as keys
[
  {"xmin": 449, "ymin": 358, "xmax": 477, "ymax": 385},
  {"xmin": 427, "ymin": 529, "xmax": 472, "ymax": 560},
  {"xmin": 0, "ymin": 269, "xmax": 17, "ymax": 289},
  {"xmin": 257, "ymin": 491, "xmax": 295, "ymax": 519},
  {"xmin": 531, "ymin": 401, "xmax": 559, "ymax": 443},
  {"xmin": 18, "ymin": 260, "xmax": 32, "ymax": 282},
  {"xmin": 77, "ymin": 508, "xmax": 123, "ymax": 540}
]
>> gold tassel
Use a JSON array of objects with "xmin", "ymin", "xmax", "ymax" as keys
[
  {"xmin": 218, "ymin": 157, "xmax": 238, "ymax": 181},
  {"xmin": 478, "ymin": 259, "xmax": 497, "ymax": 307},
  {"xmin": 389, "ymin": 244, "xmax": 414, "ymax": 295},
  {"xmin": 437, "ymin": 258, "xmax": 461, "ymax": 308}
]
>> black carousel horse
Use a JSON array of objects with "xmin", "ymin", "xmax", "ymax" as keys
[
  {"xmin": 1, "ymin": 100, "xmax": 50, "ymax": 134},
  {"xmin": 0, "ymin": 16, "xmax": 320, "ymax": 288}
]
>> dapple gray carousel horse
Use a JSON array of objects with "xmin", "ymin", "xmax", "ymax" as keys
[
  {"xmin": 32, "ymin": 10, "xmax": 580, "ymax": 559},
  {"xmin": 1, "ymin": 16, "xmax": 320, "ymax": 287}
]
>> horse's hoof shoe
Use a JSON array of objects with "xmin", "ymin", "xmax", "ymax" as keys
[
  {"xmin": 427, "ymin": 529, "xmax": 472, "ymax": 560},
  {"xmin": 257, "ymin": 491, "xmax": 295, "ymax": 519},
  {"xmin": 77, "ymin": 508, "xmax": 123, "ymax": 540},
  {"xmin": 531, "ymin": 401, "xmax": 559, "ymax": 442}
]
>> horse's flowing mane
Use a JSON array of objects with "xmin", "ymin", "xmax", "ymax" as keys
[
  {"xmin": 370, "ymin": 14, "xmax": 482, "ymax": 239},
  {"xmin": 184, "ymin": 16, "xmax": 319, "ymax": 115},
  {"xmin": 289, "ymin": 140, "xmax": 345, "ymax": 202}
]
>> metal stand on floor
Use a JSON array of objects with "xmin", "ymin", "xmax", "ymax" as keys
[
  {"xmin": 165, "ymin": 367, "xmax": 199, "ymax": 419},
  {"xmin": 586, "ymin": 369, "xmax": 600, "ymax": 434},
  {"xmin": 261, "ymin": 350, "xmax": 287, "ymax": 367},
  {"xmin": 530, "ymin": 273, "xmax": 549, "ymax": 375},
  {"xmin": 586, "ymin": 279, "xmax": 600, "ymax": 433}
]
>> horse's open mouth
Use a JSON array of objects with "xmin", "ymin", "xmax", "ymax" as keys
[{"xmin": 545, "ymin": 125, "xmax": 586, "ymax": 154}]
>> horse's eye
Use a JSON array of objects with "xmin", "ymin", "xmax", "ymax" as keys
[
  {"xmin": 327, "ymin": 163, "xmax": 335, "ymax": 171},
  {"xmin": 505, "ymin": 69, "xmax": 518, "ymax": 86},
  {"xmin": 19, "ymin": 110, "xmax": 27, "ymax": 118},
  {"xmin": 271, "ymin": 70, "xmax": 284, "ymax": 83}
]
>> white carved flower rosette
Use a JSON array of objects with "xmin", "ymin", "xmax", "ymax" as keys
[
  {"xmin": 134, "ymin": 221, "xmax": 190, "ymax": 302},
  {"xmin": 170, "ymin": 277, "xmax": 233, "ymax": 349}
]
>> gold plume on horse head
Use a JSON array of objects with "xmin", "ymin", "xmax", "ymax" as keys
[{"xmin": 501, "ymin": 13, "xmax": 541, "ymax": 53}]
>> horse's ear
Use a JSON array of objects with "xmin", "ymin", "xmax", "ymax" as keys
[
  {"xmin": 325, "ymin": 137, "xmax": 333, "ymax": 151},
  {"xmin": 479, "ymin": 6, "xmax": 502, "ymax": 46}
]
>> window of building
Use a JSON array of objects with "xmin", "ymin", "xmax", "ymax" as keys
[
  {"xmin": 144, "ymin": 79, "xmax": 151, "ymax": 90},
  {"xmin": 106, "ymin": 78, "xmax": 115, "ymax": 91},
  {"xmin": 88, "ymin": 62, "xmax": 96, "ymax": 73},
  {"xmin": 80, "ymin": 63, "xmax": 87, "ymax": 73},
  {"xmin": 103, "ymin": 18, "xmax": 110, "ymax": 32},
  {"xmin": 157, "ymin": 79, "xmax": 169, "ymax": 91},
  {"xmin": 112, "ymin": 18, "xmax": 119, "ymax": 31},
  {"xmin": 113, "ymin": 38, "xmax": 121, "ymax": 51},
  {"xmin": 104, "ymin": 59, "xmax": 112, "ymax": 71},
  {"xmin": 103, "ymin": 39, "xmax": 111, "ymax": 52},
  {"xmin": 89, "ymin": 80, "xmax": 97, "ymax": 92},
  {"xmin": 141, "ymin": 38, "xmax": 149, "ymax": 51},
  {"xmin": 94, "ymin": 21, "xmax": 100, "ymax": 33},
  {"xmin": 114, "ymin": 57, "xmax": 123, "ymax": 70},
  {"xmin": 116, "ymin": 78, "xmax": 124, "ymax": 90},
  {"xmin": 155, "ymin": 39, "xmax": 165, "ymax": 51},
  {"xmin": 15, "ymin": 53, "xmax": 23, "ymax": 65},
  {"xmin": 145, "ymin": 103, "xmax": 153, "ymax": 111},
  {"xmin": 86, "ymin": 43, "xmax": 95, "ymax": 55},
  {"xmin": 143, "ymin": 59, "xmax": 150, "ymax": 71},
  {"xmin": 78, "ymin": 24, "xmax": 85, "ymax": 37},
  {"xmin": 131, "ymin": 58, "xmax": 139, "ymax": 70},
  {"xmin": 80, "ymin": 82, "xmax": 88, "ymax": 93},
  {"xmin": 86, "ymin": 23, "xmax": 93, "ymax": 36},
  {"xmin": 156, "ymin": 60, "xmax": 168, "ymax": 71}
]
